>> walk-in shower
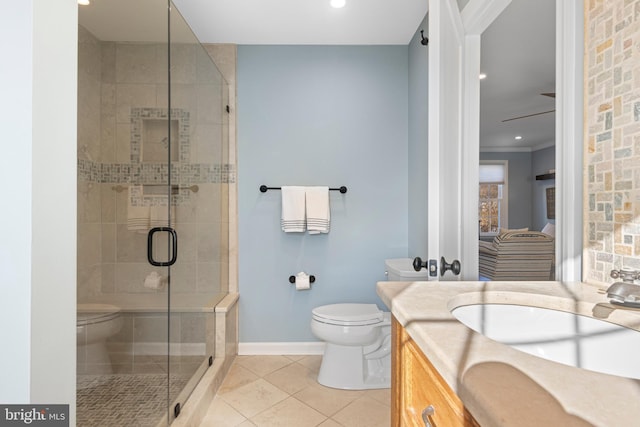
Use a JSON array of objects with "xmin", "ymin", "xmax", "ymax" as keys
[{"xmin": 77, "ymin": 1, "xmax": 233, "ymax": 424}]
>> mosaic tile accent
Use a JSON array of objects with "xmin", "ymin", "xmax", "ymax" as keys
[
  {"xmin": 78, "ymin": 105, "xmax": 235, "ymax": 195},
  {"xmin": 77, "ymin": 374, "xmax": 188, "ymax": 427},
  {"xmin": 77, "ymin": 158, "xmax": 101, "ymax": 183},
  {"xmin": 130, "ymin": 108, "xmax": 191, "ymax": 164},
  {"xmin": 77, "ymin": 160, "xmax": 236, "ymax": 186},
  {"xmin": 584, "ymin": 0, "xmax": 640, "ymax": 283},
  {"xmin": 78, "ymin": 158, "xmax": 235, "ymax": 208}
]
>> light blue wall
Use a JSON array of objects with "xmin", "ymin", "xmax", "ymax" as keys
[
  {"xmin": 408, "ymin": 16, "xmax": 429, "ymax": 258},
  {"xmin": 480, "ymin": 151, "xmax": 533, "ymax": 230},
  {"xmin": 532, "ymin": 146, "xmax": 556, "ymax": 231},
  {"xmin": 237, "ymin": 45, "xmax": 409, "ymax": 342}
]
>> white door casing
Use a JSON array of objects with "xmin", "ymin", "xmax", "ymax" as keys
[
  {"xmin": 428, "ymin": 0, "xmax": 512, "ymax": 280},
  {"xmin": 427, "ymin": 0, "xmax": 465, "ymax": 280}
]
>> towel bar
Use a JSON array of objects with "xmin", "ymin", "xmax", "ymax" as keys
[{"xmin": 260, "ymin": 185, "xmax": 347, "ymax": 194}]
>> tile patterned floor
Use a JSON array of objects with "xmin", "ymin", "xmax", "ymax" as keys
[
  {"xmin": 77, "ymin": 353, "xmax": 203, "ymax": 426},
  {"xmin": 199, "ymin": 355, "xmax": 391, "ymax": 427},
  {"xmin": 77, "ymin": 373, "xmax": 189, "ymax": 427}
]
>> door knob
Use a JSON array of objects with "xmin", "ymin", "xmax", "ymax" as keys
[
  {"xmin": 440, "ymin": 257, "xmax": 461, "ymax": 276},
  {"xmin": 413, "ymin": 257, "xmax": 427, "ymax": 271}
]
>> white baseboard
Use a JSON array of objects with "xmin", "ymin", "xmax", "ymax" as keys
[{"xmin": 238, "ymin": 342, "xmax": 325, "ymax": 355}]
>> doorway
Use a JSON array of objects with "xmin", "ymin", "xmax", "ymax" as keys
[{"xmin": 417, "ymin": 0, "xmax": 582, "ymax": 282}]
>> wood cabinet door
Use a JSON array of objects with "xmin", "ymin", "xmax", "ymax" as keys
[{"xmin": 392, "ymin": 317, "xmax": 479, "ymax": 427}]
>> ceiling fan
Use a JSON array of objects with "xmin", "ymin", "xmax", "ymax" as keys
[{"xmin": 502, "ymin": 93, "xmax": 556, "ymax": 122}]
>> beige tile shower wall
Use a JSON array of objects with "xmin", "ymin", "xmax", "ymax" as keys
[
  {"xmin": 584, "ymin": 0, "xmax": 640, "ymax": 284},
  {"xmin": 101, "ymin": 40, "xmax": 229, "ymax": 296},
  {"xmin": 204, "ymin": 44, "xmax": 238, "ymax": 294},
  {"xmin": 77, "ymin": 26, "xmax": 236, "ymax": 300},
  {"xmin": 77, "ymin": 26, "xmax": 103, "ymax": 300}
]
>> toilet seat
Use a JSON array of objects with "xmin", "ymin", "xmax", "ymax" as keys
[
  {"xmin": 312, "ymin": 303, "xmax": 384, "ymax": 326},
  {"xmin": 77, "ymin": 304, "xmax": 121, "ymax": 326}
]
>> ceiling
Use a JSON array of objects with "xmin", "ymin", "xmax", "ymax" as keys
[
  {"xmin": 172, "ymin": 0, "xmax": 429, "ymax": 45},
  {"xmin": 79, "ymin": 0, "xmax": 556, "ymax": 151},
  {"xmin": 479, "ymin": 0, "xmax": 556, "ymax": 151}
]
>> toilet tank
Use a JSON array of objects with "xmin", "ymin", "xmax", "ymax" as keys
[{"xmin": 385, "ymin": 258, "xmax": 429, "ymax": 281}]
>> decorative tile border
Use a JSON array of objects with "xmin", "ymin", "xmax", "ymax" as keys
[{"xmin": 77, "ymin": 159, "xmax": 235, "ymax": 185}]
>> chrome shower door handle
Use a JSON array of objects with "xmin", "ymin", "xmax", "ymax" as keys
[{"xmin": 147, "ymin": 227, "xmax": 178, "ymax": 266}]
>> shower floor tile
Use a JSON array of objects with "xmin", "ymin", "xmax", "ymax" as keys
[{"xmin": 77, "ymin": 373, "xmax": 189, "ymax": 427}]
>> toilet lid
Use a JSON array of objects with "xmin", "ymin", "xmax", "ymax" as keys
[
  {"xmin": 77, "ymin": 303, "xmax": 121, "ymax": 325},
  {"xmin": 312, "ymin": 303, "xmax": 384, "ymax": 326}
]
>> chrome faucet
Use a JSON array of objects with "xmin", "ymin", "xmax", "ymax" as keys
[{"xmin": 606, "ymin": 268, "xmax": 640, "ymax": 307}]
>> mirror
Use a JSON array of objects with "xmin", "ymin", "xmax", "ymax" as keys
[{"xmin": 477, "ymin": 0, "xmax": 557, "ymax": 281}]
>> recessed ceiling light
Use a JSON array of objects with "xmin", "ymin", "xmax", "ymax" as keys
[
  {"xmin": 515, "ymin": 136, "xmax": 523, "ymax": 140},
  {"xmin": 331, "ymin": 0, "xmax": 346, "ymax": 8},
  {"xmin": 78, "ymin": 0, "xmax": 90, "ymax": 5},
  {"xmin": 479, "ymin": 73, "xmax": 487, "ymax": 80}
]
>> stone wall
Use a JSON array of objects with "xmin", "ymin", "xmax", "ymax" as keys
[{"xmin": 584, "ymin": 0, "xmax": 640, "ymax": 283}]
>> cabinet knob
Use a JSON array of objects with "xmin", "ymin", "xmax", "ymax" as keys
[{"xmin": 422, "ymin": 405, "xmax": 435, "ymax": 427}]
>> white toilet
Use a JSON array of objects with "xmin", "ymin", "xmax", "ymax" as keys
[
  {"xmin": 77, "ymin": 303, "xmax": 123, "ymax": 374},
  {"xmin": 311, "ymin": 258, "xmax": 428, "ymax": 389}
]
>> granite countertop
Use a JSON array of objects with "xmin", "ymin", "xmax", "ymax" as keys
[{"xmin": 377, "ymin": 280, "xmax": 640, "ymax": 427}]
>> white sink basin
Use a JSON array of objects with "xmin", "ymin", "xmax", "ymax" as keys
[{"xmin": 451, "ymin": 303, "xmax": 640, "ymax": 380}]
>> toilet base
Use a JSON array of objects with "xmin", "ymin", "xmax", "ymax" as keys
[{"xmin": 317, "ymin": 341, "xmax": 391, "ymax": 390}]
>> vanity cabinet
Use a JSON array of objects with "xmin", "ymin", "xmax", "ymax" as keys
[{"xmin": 392, "ymin": 317, "xmax": 480, "ymax": 427}]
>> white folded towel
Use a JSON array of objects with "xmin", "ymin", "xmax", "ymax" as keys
[
  {"xmin": 127, "ymin": 186, "xmax": 150, "ymax": 232},
  {"xmin": 149, "ymin": 201, "xmax": 175, "ymax": 228},
  {"xmin": 281, "ymin": 186, "xmax": 306, "ymax": 232},
  {"xmin": 305, "ymin": 186, "xmax": 330, "ymax": 234},
  {"xmin": 128, "ymin": 187, "xmax": 176, "ymax": 232}
]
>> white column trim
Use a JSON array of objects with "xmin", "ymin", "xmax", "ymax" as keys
[
  {"xmin": 461, "ymin": 34, "xmax": 481, "ymax": 279},
  {"xmin": 557, "ymin": 0, "xmax": 584, "ymax": 281}
]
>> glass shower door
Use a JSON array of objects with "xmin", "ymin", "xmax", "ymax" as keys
[
  {"xmin": 77, "ymin": 0, "xmax": 229, "ymax": 424},
  {"xmin": 77, "ymin": 0, "xmax": 174, "ymax": 425},
  {"xmin": 166, "ymin": 1, "xmax": 230, "ymax": 422}
]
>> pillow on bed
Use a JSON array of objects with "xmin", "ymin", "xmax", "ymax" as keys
[{"xmin": 541, "ymin": 222, "xmax": 556, "ymax": 237}]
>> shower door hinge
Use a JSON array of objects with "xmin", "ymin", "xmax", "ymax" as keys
[{"xmin": 226, "ymin": 105, "xmax": 230, "ymax": 113}]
